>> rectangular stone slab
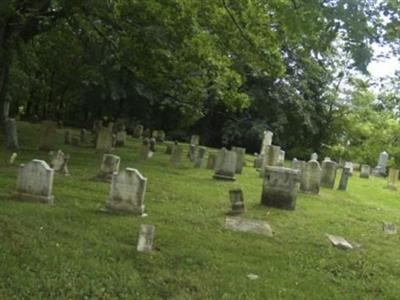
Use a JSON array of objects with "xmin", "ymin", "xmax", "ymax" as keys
[
  {"xmin": 327, "ymin": 234, "xmax": 353, "ymax": 250},
  {"xmin": 225, "ymin": 217, "xmax": 273, "ymax": 236}
]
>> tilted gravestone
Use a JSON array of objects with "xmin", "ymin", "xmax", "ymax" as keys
[
  {"xmin": 170, "ymin": 144, "xmax": 183, "ymax": 167},
  {"xmin": 207, "ymin": 153, "xmax": 217, "ymax": 170},
  {"xmin": 98, "ymin": 154, "xmax": 120, "ymax": 181},
  {"xmin": 260, "ymin": 166, "xmax": 300, "ymax": 210},
  {"xmin": 16, "ymin": 159, "xmax": 55, "ymax": 204},
  {"xmin": 321, "ymin": 158, "xmax": 338, "ymax": 189},
  {"xmin": 38, "ymin": 121, "xmax": 58, "ymax": 150},
  {"xmin": 300, "ymin": 160, "xmax": 321, "ymax": 194},
  {"xmin": 106, "ymin": 168, "xmax": 147, "ymax": 214},
  {"xmin": 194, "ymin": 146, "xmax": 207, "ymax": 168},
  {"xmin": 372, "ymin": 151, "xmax": 389, "ymax": 177},
  {"xmin": 387, "ymin": 168, "xmax": 399, "ymax": 190},
  {"xmin": 232, "ymin": 147, "xmax": 246, "ymax": 174},
  {"xmin": 133, "ymin": 124, "xmax": 144, "ymax": 138},
  {"xmin": 96, "ymin": 127, "xmax": 113, "ymax": 152},
  {"xmin": 64, "ymin": 130, "xmax": 72, "ymax": 145},
  {"xmin": 49, "ymin": 150, "xmax": 70, "ymax": 176},
  {"xmin": 360, "ymin": 164, "xmax": 370, "ymax": 179},
  {"xmin": 5, "ymin": 118, "xmax": 19, "ymax": 150},
  {"xmin": 213, "ymin": 148, "xmax": 237, "ymax": 181},
  {"xmin": 338, "ymin": 167, "xmax": 351, "ymax": 191},
  {"xmin": 137, "ymin": 224, "xmax": 155, "ymax": 252},
  {"xmin": 229, "ymin": 189, "xmax": 245, "ymax": 215}
]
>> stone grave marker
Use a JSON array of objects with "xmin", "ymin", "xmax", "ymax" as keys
[
  {"xmin": 64, "ymin": 130, "xmax": 72, "ymax": 145},
  {"xmin": 225, "ymin": 217, "xmax": 273, "ymax": 237},
  {"xmin": 170, "ymin": 144, "xmax": 183, "ymax": 167},
  {"xmin": 49, "ymin": 150, "xmax": 70, "ymax": 176},
  {"xmin": 300, "ymin": 160, "xmax": 321, "ymax": 194},
  {"xmin": 16, "ymin": 159, "xmax": 55, "ymax": 204},
  {"xmin": 387, "ymin": 168, "xmax": 399, "ymax": 190},
  {"xmin": 321, "ymin": 158, "xmax": 338, "ymax": 189},
  {"xmin": 213, "ymin": 148, "xmax": 237, "ymax": 181},
  {"xmin": 260, "ymin": 130, "xmax": 273, "ymax": 157},
  {"xmin": 232, "ymin": 147, "xmax": 246, "ymax": 174},
  {"xmin": 383, "ymin": 222, "xmax": 397, "ymax": 235},
  {"xmin": 260, "ymin": 166, "xmax": 300, "ymax": 210},
  {"xmin": 143, "ymin": 128, "xmax": 151, "ymax": 138},
  {"xmin": 360, "ymin": 164, "xmax": 370, "ymax": 179},
  {"xmin": 140, "ymin": 138, "xmax": 151, "ymax": 160},
  {"xmin": 115, "ymin": 131, "xmax": 127, "ymax": 147},
  {"xmin": 149, "ymin": 137, "xmax": 156, "ymax": 152},
  {"xmin": 133, "ymin": 125, "xmax": 144, "ymax": 138},
  {"xmin": 80, "ymin": 129, "xmax": 88, "ymax": 143},
  {"xmin": 260, "ymin": 145, "xmax": 281, "ymax": 176},
  {"xmin": 9, "ymin": 153, "xmax": 17, "ymax": 165},
  {"xmin": 338, "ymin": 167, "xmax": 351, "ymax": 191},
  {"xmin": 254, "ymin": 154, "xmax": 263, "ymax": 169},
  {"xmin": 229, "ymin": 189, "xmax": 245, "ymax": 215},
  {"xmin": 188, "ymin": 144, "xmax": 196, "ymax": 162},
  {"xmin": 344, "ymin": 161, "xmax": 354, "ymax": 176},
  {"xmin": 311, "ymin": 152, "xmax": 318, "ymax": 161},
  {"xmin": 372, "ymin": 151, "xmax": 389, "ymax": 176},
  {"xmin": 207, "ymin": 153, "xmax": 217, "ymax": 170},
  {"xmin": 106, "ymin": 168, "xmax": 147, "ymax": 214},
  {"xmin": 327, "ymin": 234, "xmax": 353, "ymax": 250},
  {"xmin": 194, "ymin": 146, "xmax": 207, "ymax": 168},
  {"xmin": 38, "ymin": 121, "xmax": 58, "ymax": 150},
  {"xmin": 137, "ymin": 224, "xmax": 155, "ymax": 252},
  {"xmin": 98, "ymin": 154, "xmax": 120, "ymax": 181},
  {"xmin": 96, "ymin": 127, "xmax": 113, "ymax": 152}
]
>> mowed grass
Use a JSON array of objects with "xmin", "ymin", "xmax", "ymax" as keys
[{"xmin": 1, "ymin": 122, "xmax": 400, "ymax": 299}]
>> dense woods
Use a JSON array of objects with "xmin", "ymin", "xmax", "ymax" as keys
[{"xmin": 2, "ymin": 0, "xmax": 400, "ymax": 159}]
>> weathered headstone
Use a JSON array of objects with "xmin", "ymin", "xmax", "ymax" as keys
[
  {"xmin": 157, "ymin": 130, "xmax": 165, "ymax": 142},
  {"xmin": 337, "ymin": 167, "xmax": 351, "ymax": 191},
  {"xmin": 49, "ymin": 150, "xmax": 70, "ymax": 176},
  {"xmin": 151, "ymin": 130, "xmax": 158, "ymax": 139},
  {"xmin": 207, "ymin": 153, "xmax": 217, "ymax": 170},
  {"xmin": 190, "ymin": 135, "xmax": 200, "ymax": 146},
  {"xmin": 188, "ymin": 144, "xmax": 197, "ymax": 162},
  {"xmin": 254, "ymin": 154, "xmax": 263, "ymax": 169},
  {"xmin": 260, "ymin": 166, "xmax": 300, "ymax": 210},
  {"xmin": 98, "ymin": 154, "xmax": 120, "ymax": 181},
  {"xmin": 232, "ymin": 147, "xmax": 246, "ymax": 174},
  {"xmin": 9, "ymin": 153, "xmax": 17, "ymax": 165},
  {"xmin": 383, "ymin": 222, "xmax": 397, "ymax": 234},
  {"xmin": 95, "ymin": 127, "xmax": 113, "ymax": 152},
  {"xmin": 310, "ymin": 152, "xmax": 318, "ymax": 161},
  {"xmin": 194, "ymin": 146, "xmax": 207, "ymax": 168},
  {"xmin": 225, "ymin": 217, "xmax": 273, "ymax": 236},
  {"xmin": 213, "ymin": 148, "xmax": 237, "ymax": 181},
  {"xmin": 360, "ymin": 164, "xmax": 370, "ymax": 179},
  {"xmin": 327, "ymin": 234, "xmax": 353, "ymax": 250},
  {"xmin": 229, "ymin": 189, "xmax": 245, "ymax": 215},
  {"xmin": 372, "ymin": 151, "xmax": 389, "ymax": 176},
  {"xmin": 38, "ymin": 121, "xmax": 58, "ymax": 150},
  {"xmin": 321, "ymin": 158, "xmax": 338, "ymax": 189},
  {"xmin": 170, "ymin": 144, "xmax": 183, "ymax": 167},
  {"xmin": 260, "ymin": 145, "xmax": 281, "ymax": 177},
  {"xmin": 344, "ymin": 161, "xmax": 354, "ymax": 176},
  {"xmin": 140, "ymin": 138, "xmax": 151, "ymax": 160},
  {"xmin": 115, "ymin": 131, "xmax": 127, "ymax": 147},
  {"xmin": 137, "ymin": 224, "xmax": 155, "ymax": 252},
  {"xmin": 278, "ymin": 150, "xmax": 285, "ymax": 167},
  {"xmin": 149, "ymin": 137, "xmax": 156, "ymax": 152},
  {"xmin": 300, "ymin": 160, "xmax": 321, "ymax": 194},
  {"xmin": 64, "ymin": 130, "xmax": 72, "ymax": 145},
  {"xmin": 92, "ymin": 120, "xmax": 103, "ymax": 133},
  {"xmin": 133, "ymin": 124, "xmax": 144, "ymax": 138},
  {"xmin": 106, "ymin": 168, "xmax": 147, "ymax": 214},
  {"xmin": 16, "ymin": 160, "xmax": 55, "ymax": 204},
  {"xmin": 5, "ymin": 118, "xmax": 19, "ymax": 150},
  {"xmin": 387, "ymin": 168, "xmax": 399, "ymax": 190}
]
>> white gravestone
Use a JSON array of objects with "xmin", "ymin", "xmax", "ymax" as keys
[
  {"xmin": 137, "ymin": 224, "xmax": 155, "ymax": 252},
  {"xmin": 373, "ymin": 151, "xmax": 389, "ymax": 176},
  {"xmin": 213, "ymin": 148, "xmax": 237, "ymax": 181},
  {"xmin": 16, "ymin": 160, "xmax": 55, "ymax": 204}
]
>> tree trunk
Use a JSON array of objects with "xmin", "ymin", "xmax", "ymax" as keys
[{"xmin": 0, "ymin": 59, "xmax": 10, "ymax": 126}]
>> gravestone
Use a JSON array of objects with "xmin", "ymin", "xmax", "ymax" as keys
[
  {"xmin": 9, "ymin": 153, "xmax": 17, "ymax": 165},
  {"xmin": 80, "ymin": 129, "xmax": 88, "ymax": 143},
  {"xmin": 321, "ymin": 158, "xmax": 338, "ymax": 189},
  {"xmin": 106, "ymin": 168, "xmax": 147, "ymax": 214},
  {"xmin": 311, "ymin": 152, "xmax": 318, "ymax": 161},
  {"xmin": 98, "ymin": 154, "xmax": 120, "ymax": 181},
  {"xmin": 225, "ymin": 217, "xmax": 273, "ymax": 236},
  {"xmin": 232, "ymin": 147, "xmax": 246, "ymax": 174},
  {"xmin": 140, "ymin": 138, "xmax": 151, "ymax": 160},
  {"xmin": 170, "ymin": 144, "xmax": 183, "ymax": 167},
  {"xmin": 38, "ymin": 121, "xmax": 58, "ymax": 150},
  {"xmin": 151, "ymin": 130, "xmax": 158, "ymax": 139},
  {"xmin": 133, "ymin": 125, "xmax": 144, "ymax": 138},
  {"xmin": 5, "ymin": 118, "xmax": 19, "ymax": 150},
  {"xmin": 92, "ymin": 120, "xmax": 103, "ymax": 133},
  {"xmin": 207, "ymin": 153, "xmax": 217, "ymax": 170},
  {"xmin": 64, "ymin": 130, "xmax": 72, "ymax": 145},
  {"xmin": 260, "ymin": 145, "xmax": 281, "ymax": 176},
  {"xmin": 254, "ymin": 154, "xmax": 263, "ymax": 169},
  {"xmin": 194, "ymin": 146, "xmax": 207, "ymax": 168},
  {"xmin": 49, "ymin": 150, "xmax": 70, "ymax": 176},
  {"xmin": 300, "ymin": 160, "xmax": 321, "ymax": 194},
  {"xmin": 260, "ymin": 130, "xmax": 273, "ymax": 156},
  {"xmin": 387, "ymin": 168, "xmax": 399, "ymax": 190},
  {"xmin": 190, "ymin": 135, "xmax": 200, "ymax": 146},
  {"xmin": 229, "ymin": 189, "xmax": 245, "ymax": 215},
  {"xmin": 360, "ymin": 164, "xmax": 370, "ymax": 179},
  {"xmin": 96, "ymin": 127, "xmax": 113, "ymax": 152},
  {"xmin": 338, "ymin": 167, "xmax": 351, "ymax": 191},
  {"xmin": 188, "ymin": 144, "xmax": 197, "ymax": 162},
  {"xmin": 344, "ymin": 162, "xmax": 354, "ymax": 176},
  {"xmin": 16, "ymin": 160, "xmax": 55, "ymax": 204},
  {"xmin": 149, "ymin": 137, "xmax": 156, "ymax": 152},
  {"xmin": 383, "ymin": 222, "xmax": 397, "ymax": 235},
  {"xmin": 157, "ymin": 130, "xmax": 165, "ymax": 142},
  {"xmin": 137, "ymin": 224, "xmax": 155, "ymax": 252},
  {"xmin": 107, "ymin": 122, "xmax": 114, "ymax": 132},
  {"xmin": 372, "ymin": 151, "xmax": 389, "ymax": 176},
  {"xmin": 213, "ymin": 148, "xmax": 237, "ymax": 181},
  {"xmin": 115, "ymin": 131, "xmax": 127, "ymax": 147},
  {"xmin": 278, "ymin": 150, "xmax": 285, "ymax": 167},
  {"xmin": 260, "ymin": 166, "xmax": 300, "ymax": 210}
]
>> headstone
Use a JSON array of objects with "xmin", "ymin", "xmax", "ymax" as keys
[
  {"xmin": 149, "ymin": 137, "xmax": 156, "ymax": 152},
  {"xmin": 64, "ymin": 130, "xmax": 72, "ymax": 145},
  {"xmin": 311, "ymin": 152, "xmax": 318, "ymax": 161},
  {"xmin": 5, "ymin": 118, "xmax": 19, "ymax": 149},
  {"xmin": 207, "ymin": 153, "xmax": 217, "ymax": 170},
  {"xmin": 98, "ymin": 154, "xmax": 120, "ymax": 181},
  {"xmin": 190, "ymin": 135, "xmax": 200, "ymax": 146},
  {"xmin": 49, "ymin": 150, "xmax": 70, "ymax": 176},
  {"xmin": 372, "ymin": 151, "xmax": 389, "ymax": 176},
  {"xmin": 260, "ymin": 130, "xmax": 273, "ymax": 156},
  {"xmin": 151, "ymin": 130, "xmax": 158, "ymax": 139},
  {"xmin": 16, "ymin": 160, "xmax": 55, "ymax": 204},
  {"xmin": 157, "ymin": 130, "xmax": 165, "ymax": 142},
  {"xmin": 344, "ymin": 161, "xmax": 354, "ymax": 176},
  {"xmin": 115, "ymin": 131, "xmax": 127, "ymax": 147},
  {"xmin": 106, "ymin": 168, "xmax": 147, "ymax": 214},
  {"xmin": 260, "ymin": 145, "xmax": 281, "ymax": 176},
  {"xmin": 140, "ymin": 138, "xmax": 151, "ymax": 159},
  {"xmin": 9, "ymin": 152, "xmax": 17, "ymax": 165},
  {"xmin": 387, "ymin": 168, "xmax": 399, "ymax": 190},
  {"xmin": 337, "ymin": 167, "xmax": 351, "ymax": 191},
  {"xmin": 133, "ymin": 124, "xmax": 144, "ymax": 138},
  {"xmin": 300, "ymin": 160, "xmax": 321, "ymax": 194},
  {"xmin": 278, "ymin": 150, "xmax": 285, "ymax": 167},
  {"xmin": 321, "ymin": 159, "xmax": 338, "ymax": 189},
  {"xmin": 260, "ymin": 166, "xmax": 300, "ymax": 210},
  {"xmin": 188, "ymin": 144, "xmax": 197, "ymax": 162},
  {"xmin": 254, "ymin": 154, "xmax": 263, "ymax": 169},
  {"xmin": 232, "ymin": 147, "xmax": 246, "ymax": 174},
  {"xmin": 229, "ymin": 189, "xmax": 245, "ymax": 215},
  {"xmin": 80, "ymin": 129, "xmax": 88, "ymax": 143},
  {"xmin": 170, "ymin": 144, "xmax": 183, "ymax": 167},
  {"xmin": 225, "ymin": 217, "xmax": 273, "ymax": 236},
  {"xmin": 38, "ymin": 121, "xmax": 58, "ymax": 150},
  {"xmin": 327, "ymin": 234, "xmax": 353, "ymax": 250},
  {"xmin": 383, "ymin": 222, "xmax": 397, "ymax": 234},
  {"xmin": 360, "ymin": 164, "xmax": 370, "ymax": 179},
  {"xmin": 194, "ymin": 146, "xmax": 207, "ymax": 168},
  {"xmin": 137, "ymin": 224, "xmax": 155, "ymax": 252},
  {"xmin": 107, "ymin": 122, "xmax": 114, "ymax": 132},
  {"xmin": 92, "ymin": 120, "xmax": 103, "ymax": 133},
  {"xmin": 213, "ymin": 148, "xmax": 237, "ymax": 181},
  {"xmin": 95, "ymin": 127, "xmax": 113, "ymax": 152}
]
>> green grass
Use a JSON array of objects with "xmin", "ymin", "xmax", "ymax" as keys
[{"xmin": 1, "ymin": 122, "xmax": 400, "ymax": 299}]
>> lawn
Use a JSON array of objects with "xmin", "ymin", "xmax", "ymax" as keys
[{"xmin": 0, "ymin": 122, "xmax": 399, "ymax": 299}]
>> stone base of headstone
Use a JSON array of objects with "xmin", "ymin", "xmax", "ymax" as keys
[{"xmin": 14, "ymin": 192, "xmax": 54, "ymax": 204}]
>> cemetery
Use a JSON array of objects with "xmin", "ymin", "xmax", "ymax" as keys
[{"xmin": 2, "ymin": 1, "xmax": 400, "ymax": 299}]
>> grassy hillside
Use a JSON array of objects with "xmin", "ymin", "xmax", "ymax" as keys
[{"xmin": 0, "ymin": 122, "xmax": 399, "ymax": 299}]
